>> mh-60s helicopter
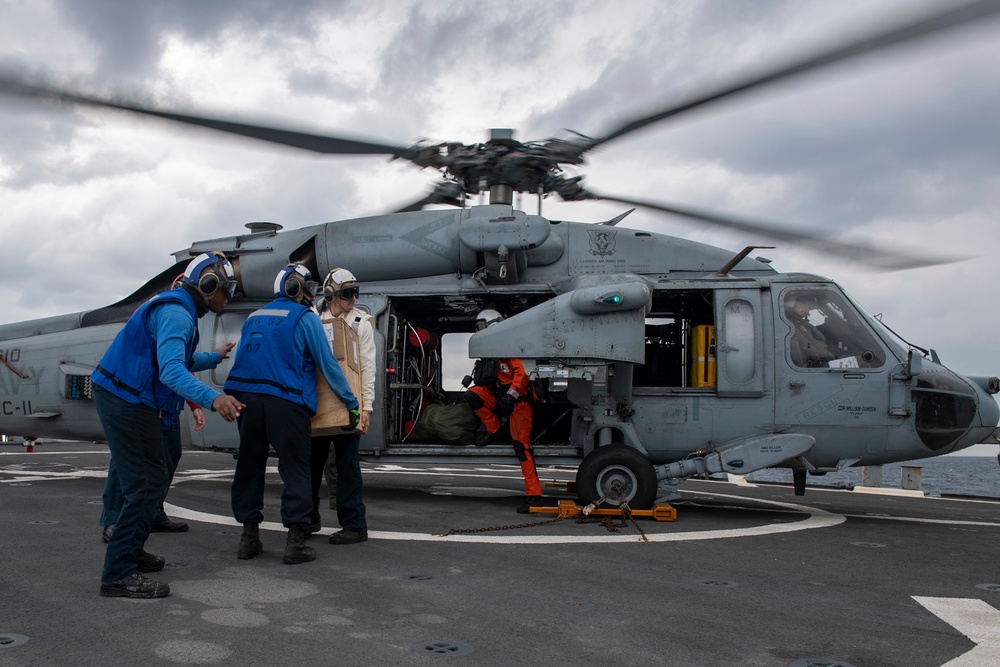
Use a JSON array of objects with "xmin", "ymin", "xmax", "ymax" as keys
[{"xmin": 0, "ymin": 1, "xmax": 998, "ymax": 508}]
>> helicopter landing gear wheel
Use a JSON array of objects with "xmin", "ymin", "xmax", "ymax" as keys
[{"xmin": 576, "ymin": 444, "xmax": 657, "ymax": 510}]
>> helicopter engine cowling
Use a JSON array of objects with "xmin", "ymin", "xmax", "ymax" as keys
[
  {"xmin": 177, "ymin": 205, "xmax": 565, "ymax": 300},
  {"xmin": 457, "ymin": 208, "xmax": 550, "ymax": 253}
]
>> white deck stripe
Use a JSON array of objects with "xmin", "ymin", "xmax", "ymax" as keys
[{"xmin": 913, "ymin": 597, "xmax": 1000, "ymax": 666}]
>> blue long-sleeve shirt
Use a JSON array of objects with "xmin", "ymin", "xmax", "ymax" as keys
[{"xmin": 148, "ymin": 301, "xmax": 222, "ymax": 410}]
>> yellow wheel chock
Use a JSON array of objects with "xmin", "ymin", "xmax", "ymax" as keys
[{"xmin": 530, "ymin": 499, "xmax": 676, "ymax": 522}]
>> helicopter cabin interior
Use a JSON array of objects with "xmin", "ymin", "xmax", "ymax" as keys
[{"xmin": 379, "ymin": 287, "xmax": 718, "ymax": 451}]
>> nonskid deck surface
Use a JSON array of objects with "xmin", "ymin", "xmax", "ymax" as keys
[{"xmin": 2, "ymin": 442, "xmax": 998, "ymax": 667}]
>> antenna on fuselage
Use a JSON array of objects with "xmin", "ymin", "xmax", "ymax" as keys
[{"xmin": 716, "ymin": 246, "xmax": 775, "ymax": 276}]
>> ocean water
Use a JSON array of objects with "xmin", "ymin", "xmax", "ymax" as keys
[{"xmin": 746, "ymin": 455, "xmax": 1000, "ymax": 499}]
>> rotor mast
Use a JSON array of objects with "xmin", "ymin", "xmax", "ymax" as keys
[{"xmin": 487, "ymin": 128, "xmax": 515, "ymax": 206}]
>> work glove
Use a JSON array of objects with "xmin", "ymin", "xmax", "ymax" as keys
[
  {"xmin": 342, "ymin": 407, "xmax": 360, "ymax": 431},
  {"xmin": 499, "ymin": 394, "xmax": 516, "ymax": 419}
]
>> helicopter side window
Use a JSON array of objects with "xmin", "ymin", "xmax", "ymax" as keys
[
  {"xmin": 722, "ymin": 297, "xmax": 755, "ymax": 384},
  {"xmin": 783, "ymin": 290, "xmax": 885, "ymax": 369}
]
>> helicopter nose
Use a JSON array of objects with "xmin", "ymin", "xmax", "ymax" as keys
[
  {"xmin": 971, "ymin": 376, "xmax": 1000, "ymax": 430},
  {"xmin": 912, "ymin": 365, "xmax": 999, "ymax": 453}
]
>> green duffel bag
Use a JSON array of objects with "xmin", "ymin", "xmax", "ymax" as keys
[{"xmin": 413, "ymin": 402, "xmax": 481, "ymax": 445}]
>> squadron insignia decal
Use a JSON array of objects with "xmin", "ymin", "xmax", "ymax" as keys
[{"xmin": 588, "ymin": 229, "xmax": 617, "ymax": 257}]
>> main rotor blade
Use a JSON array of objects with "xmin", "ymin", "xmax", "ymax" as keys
[
  {"xmin": 587, "ymin": 191, "xmax": 969, "ymax": 272},
  {"xmin": 389, "ymin": 181, "xmax": 467, "ymax": 213},
  {"xmin": 0, "ymin": 75, "xmax": 419, "ymax": 159},
  {"xmin": 392, "ymin": 196, "xmax": 436, "ymax": 213},
  {"xmin": 587, "ymin": 0, "xmax": 1000, "ymax": 151}
]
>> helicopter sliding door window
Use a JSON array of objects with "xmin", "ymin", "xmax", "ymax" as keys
[
  {"xmin": 781, "ymin": 288, "xmax": 886, "ymax": 370},
  {"xmin": 715, "ymin": 289, "xmax": 764, "ymax": 397}
]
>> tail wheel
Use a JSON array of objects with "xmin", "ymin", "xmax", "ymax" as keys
[{"xmin": 575, "ymin": 444, "xmax": 657, "ymax": 510}]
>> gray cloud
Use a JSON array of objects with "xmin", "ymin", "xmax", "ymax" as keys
[
  {"xmin": 1, "ymin": 0, "xmax": 998, "ymax": 376},
  {"xmin": 52, "ymin": 0, "xmax": 347, "ymax": 78}
]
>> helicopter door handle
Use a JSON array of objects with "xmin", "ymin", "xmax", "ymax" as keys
[
  {"xmin": 387, "ymin": 314, "xmax": 398, "ymax": 352},
  {"xmin": 789, "ymin": 381, "xmax": 806, "ymax": 390}
]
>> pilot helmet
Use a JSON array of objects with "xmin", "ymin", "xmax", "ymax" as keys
[
  {"xmin": 323, "ymin": 267, "xmax": 360, "ymax": 301},
  {"xmin": 785, "ymin": 293, "xmax": 819, "ymax": 319},
  {"xmin": 181, "ymin": 251, "xmax": 237, "ymax": 299},
  {"xmin": 274, "ymin": 263, "xmax": 319, "ymax": 304},
  {"xmin": 475, "ymin": 309, "xmax": 504, "ymax": 332}
]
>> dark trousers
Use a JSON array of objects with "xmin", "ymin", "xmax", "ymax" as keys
[
  {"xmin": 101, "ymin": 420, "xmax": 181, "ymax": 526},
  {"xmin": 94, "ymin": 387, "xmax": 168, "ymax": 582},
  {"xmin": 230, "ymin": 391, "xmax": 313, "ymax": 527},
  {"xmin": 309, "ymin": 433, "xmax": 367, "ymax": 532}
]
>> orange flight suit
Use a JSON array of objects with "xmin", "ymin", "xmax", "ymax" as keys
[{"xmin": 467, "ymin": 358, "xmax": 541, "ymax": 497}]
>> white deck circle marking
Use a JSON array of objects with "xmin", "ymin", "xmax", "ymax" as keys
[{"xmin": 165, "ymin": 491, "xmax": 845, "ymax": 544}]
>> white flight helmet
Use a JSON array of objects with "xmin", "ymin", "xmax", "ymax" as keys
[
  {"xmin": 323, "ymin": 267, "xmax": 359, "ymax": 301},
  {"xmin": 475, "ymin": 309, "xmax": 503, "ymax": 332}
]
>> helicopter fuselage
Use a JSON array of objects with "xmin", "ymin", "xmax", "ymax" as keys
[{"xmin": 1, "ymin": 205, "xmax": 996, "ymax": 504}]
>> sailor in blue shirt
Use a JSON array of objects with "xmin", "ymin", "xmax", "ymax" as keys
[
  {"xmin": 92, "ymin": 251, "xmax": 246, "ymax": 599},
  {"xmin": 226, "ymin": 264, "xmax": 359, "ymax": 565}
]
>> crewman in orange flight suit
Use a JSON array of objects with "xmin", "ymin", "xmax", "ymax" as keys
[{"xmin": 463, "ymin": 309, "xmax": 544, "ymax": 514}]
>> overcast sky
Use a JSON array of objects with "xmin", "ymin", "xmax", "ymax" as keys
[{"xmin": 1, "ymin": 0, "xmax": 999, "ymax": 380}]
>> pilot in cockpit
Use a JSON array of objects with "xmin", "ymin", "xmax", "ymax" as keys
[{"xmin": 785, "ymin": 294, "xmax": 835, "ymax": 368}]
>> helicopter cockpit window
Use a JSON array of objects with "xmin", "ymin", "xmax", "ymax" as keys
[{"xmin": 783, "ymin": 290, "xmax": 885, "ymax": 369}]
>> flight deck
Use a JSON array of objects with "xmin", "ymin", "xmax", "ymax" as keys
[{"xmin": 2, "ymin": 441, "xmax": 999, "ymax": 667}]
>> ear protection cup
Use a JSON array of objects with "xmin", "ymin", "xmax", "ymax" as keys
[
  {"xmin": 273, "ymin": 263, "xmax": 314, "ymax": 303},
  {"xmin": 199, "ymin": 270, "xmax": 221, "ymax": 296}
]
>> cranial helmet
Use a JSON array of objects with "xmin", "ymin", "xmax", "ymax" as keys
[
  {"xmin": 323, "ymin": 267, "xmax": 359, "ymax": 301},
  {"xmin": 274, "ymin": 264, "xmax": 319, "ymax": 304},
  {"xmin": 475, "ymin": 309, "xmax": 503, "ymax": 332},
  {"xmin": 181, "ymin": 251, "xmax": 237, "ymax": 299}
]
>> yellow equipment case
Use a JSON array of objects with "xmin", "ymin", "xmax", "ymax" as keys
[{"xmin": 690, "ymin": 324, "xmax": 716, "ymax": 388}]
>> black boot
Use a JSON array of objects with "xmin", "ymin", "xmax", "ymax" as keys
[
  {"xmin": 237, "ymin": 522, "xmax": 263, "ymax": 560},
  {"xmin": 474, "ymin": 425, "xmax": 508, "ymax": 447},
  {"xmin": 137, "ymin": 550, "xmax": 166, "ymax": 573},
  {"xmin": 516, "ymin": 496, "xmax": 546, "ymax": 514},
  {"xmin": 283, "ymin": 524, "xmax": 316, "ymax": 565}
]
